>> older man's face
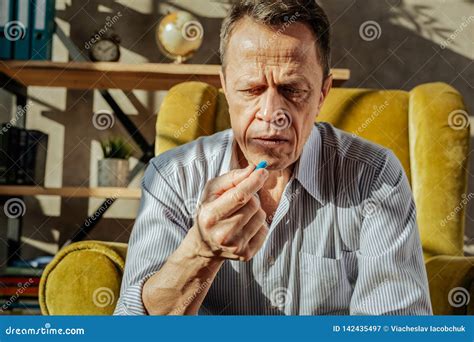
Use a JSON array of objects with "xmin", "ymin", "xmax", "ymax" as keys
[{"xmin": 220, "ymin": 17, "xmax": 331, "ymax": 171}]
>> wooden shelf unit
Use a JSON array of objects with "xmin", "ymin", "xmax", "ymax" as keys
[{"xmin": 0, "ymin": 61, "xmax": 351, "ymax": 90}]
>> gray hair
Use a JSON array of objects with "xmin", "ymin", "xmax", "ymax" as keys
[{"xmin": 219, "ymin": 0, "xmax": 331, "ymax": 77}]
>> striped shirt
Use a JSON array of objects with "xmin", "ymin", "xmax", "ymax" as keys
[{"xmin": 114, "ymin": 122, "xmax": 433, "ymax": 315}]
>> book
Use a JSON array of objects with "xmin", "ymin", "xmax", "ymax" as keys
[
  {"xmin": 0, "ymin": 287, "xmax": 38, "ymax": 297},
  {"xmin": 30, "ymin": 0, "xmax": 56, "ymax": 60},
  {"xmin": 0, "ymin": 125, "xmax": 48, "ymax": 185},
  {"xmin": 0, "ymin": 262, "xmax": 44, "ymax": 315},
  {"xmin": 0, "ymin": 124, "xmax": 8, "ymax": 184},
  {"xmin": 2, "ymin": 266, "xmax": 43, "ymax": 277},
  {"xmin": 0, "ymin": 125, "xmax": 22, "ymax": 184},
  {"xmin": 0, "ymin": 0, "xmax": 15, "ymax": 59},
  {"xmin": 0, "ymin": 306, "xmax": 41, "ymax": 315},
  {"xmin": 12, "ymin": 0, "xmax": 31, "ymax": 60},
  {"xmin": 25, "ymin": 129, "xmax": 48, "ymax": 186},
  {"xmin": 0, "ymin": 276, "xmax": 41, "ymax": 286},
  {"xmin": 16, "ymin": 127, "xmax": 28, "ymax": 184},
  {"xmin": 0, "ymin": 213, "xmax": 7, "ymax": 274}
]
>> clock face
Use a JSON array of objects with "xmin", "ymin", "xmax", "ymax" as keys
[{"xmin": 90, "ymin": 39, "xmax": 120, "ymax": 62}]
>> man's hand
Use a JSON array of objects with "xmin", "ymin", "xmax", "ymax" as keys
[
  {"xmin": 190, "ymin": 164, "xmax": 270, "ymax": 261},
  {"xmin": 143, "ymin": 164, "xmax": 269, "ymax": 314}
]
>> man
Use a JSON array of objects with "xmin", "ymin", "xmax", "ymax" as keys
[{"xmin": 114, "ymin": 0, "xmax": 432, "ymax": 315}]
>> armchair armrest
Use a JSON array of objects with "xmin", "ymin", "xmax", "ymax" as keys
[
  {"xmin": 39, "ymin": 241, "xmax": 127, "ymax": 315},
  {"xmin": 425, "ymin": 255, "xmax": 474, "ymax": 314}
]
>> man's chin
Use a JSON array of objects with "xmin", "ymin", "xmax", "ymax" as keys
[
  {"xmin": 246, "ymin": 152, "xmax": 292, "ymax": 171},
  {"xmin": 238, "ymin": 140, "xmax": 294, "ymax": 170}
]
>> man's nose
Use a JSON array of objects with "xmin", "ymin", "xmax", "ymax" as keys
[{"xmin": 255, "ymin": 88, "xmax": 285, "ymax": 123}]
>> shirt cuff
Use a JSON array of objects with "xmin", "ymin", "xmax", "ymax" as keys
[{"xmin": 114, "ymin": 281, "xmax": 148, "ymax": 315}]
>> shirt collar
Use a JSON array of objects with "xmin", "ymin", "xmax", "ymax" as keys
[
  {"xmin": 218, "ymin": 129, "xmax": 237, "ymax": 176},
  {"xmin": 293, "ymin": 123, "xmax": 326, "ymax": 205},
  {"xmin": 219, "ymin": 124, "xmax": 326, "ymax": 205}
]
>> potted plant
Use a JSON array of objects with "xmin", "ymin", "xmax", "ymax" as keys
[{"xmin": 98, "ymin": 137, "xmax": 132, "ymax": 187}]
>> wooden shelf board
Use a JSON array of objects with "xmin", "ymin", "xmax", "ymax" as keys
[
  {"xmin": 0, "ymin": 61, "xmax": 350, "ymax": 90},
  {"xmin": 0, "ymin": 186, "xmax": 141, "ymax": 199}
]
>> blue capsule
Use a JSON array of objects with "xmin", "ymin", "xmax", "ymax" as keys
[{"xmin": 255, "ymin": 160, "xmax": 268, "ymax": 170}]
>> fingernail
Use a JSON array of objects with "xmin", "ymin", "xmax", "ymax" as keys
[{"xmin": 259, "ymin": 168, "xmax": 269, "ymax": 178}]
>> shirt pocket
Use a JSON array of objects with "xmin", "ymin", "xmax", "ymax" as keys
[{"xmin": 298, "ymin": 251, "xmax": 348, "ymax": 314}]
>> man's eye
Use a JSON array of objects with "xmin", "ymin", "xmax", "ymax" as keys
[
  {"xmin": 282, "ymin": 87, "xmax": 303, "ymax": 95},
  {"xmin": 281, "ymin": 87, "xmax": 308, "ymax": 101},
  {"xmin": 283, "ymin": 87, "xmax": 299, "ymax": 94},
  {"xmin": 239, "ymin": 88, "xmax": 264, "ymax": 96}
]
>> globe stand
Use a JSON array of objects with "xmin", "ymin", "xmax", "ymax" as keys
[{"xmin": 173, "ymin": 56, "xmax": 184, "ymax": 64}]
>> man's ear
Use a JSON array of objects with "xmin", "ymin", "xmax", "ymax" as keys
[
  {"xmin": 317, "ymin": 74, "xmax": 333, "ymax": 111},
  {"xmin": 219, "ymin": 69, "xmax": 227, "ymax": 96}
]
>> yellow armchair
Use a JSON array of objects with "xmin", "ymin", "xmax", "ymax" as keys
[{"xmin": 39, "ymin": 81, "xmax": 471, "ymax": 315}]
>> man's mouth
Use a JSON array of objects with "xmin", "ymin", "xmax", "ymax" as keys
[{"xmin": 252, "ymin": 135, "xmax": 289, "ymax": 146}]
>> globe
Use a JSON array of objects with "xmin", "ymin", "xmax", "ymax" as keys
[{"xmin": 156, "ymin": 11, "xmax": 204, "ymax": 63}]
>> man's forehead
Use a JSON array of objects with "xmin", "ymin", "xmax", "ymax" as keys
[
  {"xmin": 226, "ymin": 44, "xmax": 316, "ymax": 77},
  {"xmin": 226, "ymin": 19, "xmax": 318, "ymax": 67},
  {"xmin": 243, "ymin": 45, "xmax": 307, "ymax": 63}
]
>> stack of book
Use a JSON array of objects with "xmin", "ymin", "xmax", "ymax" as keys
[
  {"xmin": 0, "ymin": 266, "xmax": 43, "ymax": 315},
  {"xmin": 0, "ymin": 125, "xmax": 48, "ymax": 185}
]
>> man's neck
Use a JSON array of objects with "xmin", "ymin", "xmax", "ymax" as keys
[{"xmin": 234, "ymin": 141, "xmax": 294, "ymax": 223}]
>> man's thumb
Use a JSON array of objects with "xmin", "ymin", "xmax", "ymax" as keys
[
  {"xmin": 208, "ymin": 164, "xmax": 254, "ymax": 196},
  {"xmin": 229, "ymin": 164, "xmax": 254, "ymax": 184}
]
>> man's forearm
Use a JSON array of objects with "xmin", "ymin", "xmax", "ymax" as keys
[{"xmin": 142, "ymin": 226, "xmax": 224, "ymax": 315}]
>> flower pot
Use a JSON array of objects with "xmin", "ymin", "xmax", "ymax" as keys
[{"xmin": 98, "ymin": 158, "xmax": 129, "ymax": 187}]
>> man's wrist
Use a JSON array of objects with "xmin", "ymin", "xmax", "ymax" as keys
[{"xmin": 171, "ymin": 225, "xmax": 224, "ymax": 269}]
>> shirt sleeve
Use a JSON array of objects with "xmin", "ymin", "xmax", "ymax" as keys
[
  {"xmin": 113, "ymin": 159, "xmax": 189, "ymax": 315},
  {"xmin": 349, "ymin": 149, "xmax": 433, "ymax": 315}
]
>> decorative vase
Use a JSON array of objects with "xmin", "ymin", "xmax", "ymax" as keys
[{"xmin": 98, "ymin": 158, "xmax": 129, "ymax": 187}]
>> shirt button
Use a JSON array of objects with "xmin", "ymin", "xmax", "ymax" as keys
[{"xmin": 267, "ymin": 255, "xmax": 275, "ymax": 266}]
